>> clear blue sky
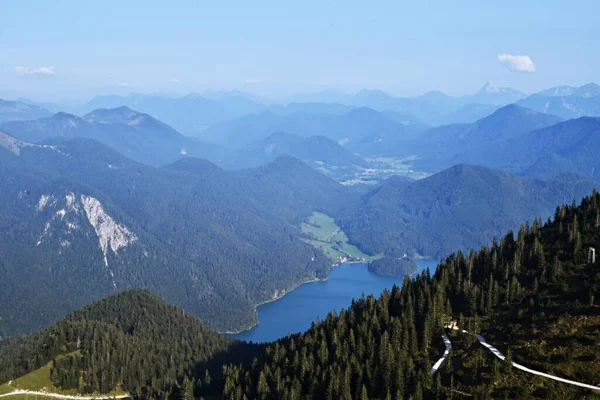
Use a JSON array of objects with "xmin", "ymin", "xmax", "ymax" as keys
[{"xmin": 1, "ymin": 0, "xmax": 598, "ymax": 101}]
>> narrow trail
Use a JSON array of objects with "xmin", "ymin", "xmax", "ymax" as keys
[
  {"xmin": 476, "ymin": 334, "xmax": 600, "ymax": 392},
  {"xmin": 0, "ymin": 389, "xmax": 129, "ymax": 399},
  {"xmin": 431, "ymin": 334, "xmax": 452, "ymax": 375}
]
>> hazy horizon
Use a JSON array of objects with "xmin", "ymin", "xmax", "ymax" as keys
[{"xmin": 2, "ymin": 1, "xmax": 599, "ymax": 102}]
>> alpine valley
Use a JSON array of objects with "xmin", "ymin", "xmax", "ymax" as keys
[{"xmin": 1, "ymin": 15, "xmax": 600, "ymax": 397}]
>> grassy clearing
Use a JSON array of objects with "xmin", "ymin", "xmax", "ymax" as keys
[
  {"xmin": 0, "ymin": 362, "xmax": 63, "ymax": 394},
  {"xmin": 301, "ymin": 212, "xmax": 382, "ymax": 262},
  {"xmin": 0, "ymin": 356, "xmax": 128, "ymax": 399},
  {"xmin": 0, "ymin": 385, "xmax": 15, "ymax": 395},
  {"xmin": 0, "ymin": 394, "xmax": 76, "ymax": 400}
]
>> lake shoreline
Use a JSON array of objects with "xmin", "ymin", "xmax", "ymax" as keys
[
  {"xmin": 223, "ymin": 259, "xmax": 438, "ymax": 337},
  {"xmin": 220, "ymin": 261, "xmax": 367, "ymax": 335},
  {"xmin": 227, "ymin": 260, "xmax": 439, "ymax": 343}
]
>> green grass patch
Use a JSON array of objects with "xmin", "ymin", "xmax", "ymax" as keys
[
  {"xmin": 301, "ymin": 212, "xmax": 382, "ymax": 262},
  {"xmin": 0, "ymin": 385, "xmax": 15, "ymax": 395},
  {"xmin": 0, "ymin": 362, "xmax": 60, "ymax": 394},
  {"xmin": 0, "ymin": 355, "xmax": 128, "ymax": 399}
]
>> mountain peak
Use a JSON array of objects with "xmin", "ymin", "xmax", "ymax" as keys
[
  {"xmin": 265, "ymin": 131, "xmax": 301, "ymax": 141},
  {"xmin": 577, "ymin": 82, "xmax": 600, "ymax": 98},
  {"xmin": 52, "ymin": 112, "xmax": 84, "ymax": 126},
  {"xmin": 481, "ymin": 81, "xmax": 500, "ymax": 93},
  {"xmin": 356, "ymin": 89, "xmax": 389, "ymax": 98},
  {"xmin": 481, "ymin": 103, "xmax": 562, "ymax": 123},
  {"xmin": 53, "ymin": 111, "xmax": 81, "ymax": 120},
  {"xmin": 416, "ymin": 90, "xmax": 453, "ymax": 101},
  {"xmin": 469, "ymin": 82, "xmax": 526, "ymax": 105},
  {"xmin": 345, "ymin": 106, "xmax": 382, "ymax": 118},
  {"xmin": 492, "ymin": 103, "xmax": 527, "ymax": 114}
]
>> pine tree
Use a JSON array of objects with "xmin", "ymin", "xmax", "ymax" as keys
[
  {"xmin": 360, "ymin": 384, "xmax": 369, "ymax": 400},
  {"xmin": 178, "ymin": 376, "xmax": 195, "ymax": 400},
  {"xmin": 503, "ymin": 347, "xmax": 513, "ymax": 377}
]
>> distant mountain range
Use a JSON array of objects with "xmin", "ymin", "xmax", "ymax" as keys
[
  {"xmin": 3, "ymin": 86, "xmax": 598, "ymax": 183},
  {"xmin": 538, "ymin": 82, "xmax": 600, "ymax": 98},
  {"xmin": 0, "ymin": 99, "xmax": 53, "ymax": 123},
  {"xmin": 268, "ymin": 101, "xmax": 355, "ymax": 116},
  {"xmin": 0, "ymin": 107, "xmax": 223, "ymax": 166},
  {"xmin": 396, "ymin": 104, "xmax": 562, "ymax": 169},
  {"xmin": 199, "ymin": 107, "xmax": 424, "ymax": 152},
  {"xmin": 72, "ymin": 93, "xmax": 267, "ymax": 134},
  {"xmin": 280, "ymin": 82, "xmax": 598, "ymax": 125},
  {"xmin": 4, "ymin": 82, "xmax": 597, "ymax": 139},
  {"xmin": 517, "ymin": 83, "xmax": 600, "ymax": 119}
]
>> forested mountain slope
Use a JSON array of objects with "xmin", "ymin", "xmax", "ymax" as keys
[
  {"xmin": 340, "ymin": 164, "xmax": 598, "ymax": 258},
  {"xmin": 0, "ymin": 133, "xmax": 348, "ymax": 336},
  {"xmin": 480, "ymin": 117, "xmax": 600, "ymax": 180},
  {"xmin": 0, "ymin": 290, "xmax": 247, "ymax": 399},
  {"xmin": 406, "ymin": 105, "xmax": 562, "ymax": 171}
]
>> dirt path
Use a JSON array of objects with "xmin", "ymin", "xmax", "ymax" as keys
[{"xmin": 0, "ymin": 389, "xmax": 129, "ymax": 399}]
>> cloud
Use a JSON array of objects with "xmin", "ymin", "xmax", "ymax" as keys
[
  {"xmin": 497, "ymin": 54, "xmax": 536, "ymax": 73},
  {"xmin": 169, "ymin": 78, "xmax": 181, "ymax": 84},
  {"xmin": 117, "ymin": 82, "xmax": 129, "ymax": 87},
  {"xmin": 14, "ymin": 66, "xmax": 56, "ymax": 77},
  {"xmin": 244, "ymin": 78, "xmax": 263, "ymax": 84}
]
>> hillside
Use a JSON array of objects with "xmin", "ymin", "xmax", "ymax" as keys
[
  {"xmin": 0, "ymin": 134, "xmax": 347, "ymax": 336},
  {"xmin": 484, "ymin": 117, "xmax": 600, "ymax": 180},
  {"xmin": 405, "ymin": 105, "xmax": 563, "ymax": 171},
  {"xmin": 83, "ymin": 106, "xmax": 183, "ymax": 141},
  {"xmin": 0, "ymin": 290, "xmax": 243, "ymax": 399},
  {"xmin": 340, "ymin": 164, "xmax": 598, "ymax": 258}
]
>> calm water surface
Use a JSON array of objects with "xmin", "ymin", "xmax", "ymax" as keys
[{"xmin": 229, "ymin": 259, "xmax": 438, "ymax": 343}]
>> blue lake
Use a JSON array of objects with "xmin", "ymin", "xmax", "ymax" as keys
[{"xmin": 229, "ymin": 258, "xmax": 438, "ymax": 343}]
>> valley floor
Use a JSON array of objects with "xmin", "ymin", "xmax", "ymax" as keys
[{"xmin": 300, "ymin": 211, "xmax": 382, "ymax": 262}]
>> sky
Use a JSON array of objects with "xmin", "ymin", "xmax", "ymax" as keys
[{"xmin": 1, "ymin": 0, "xmax": 599, "ymax": 101}]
